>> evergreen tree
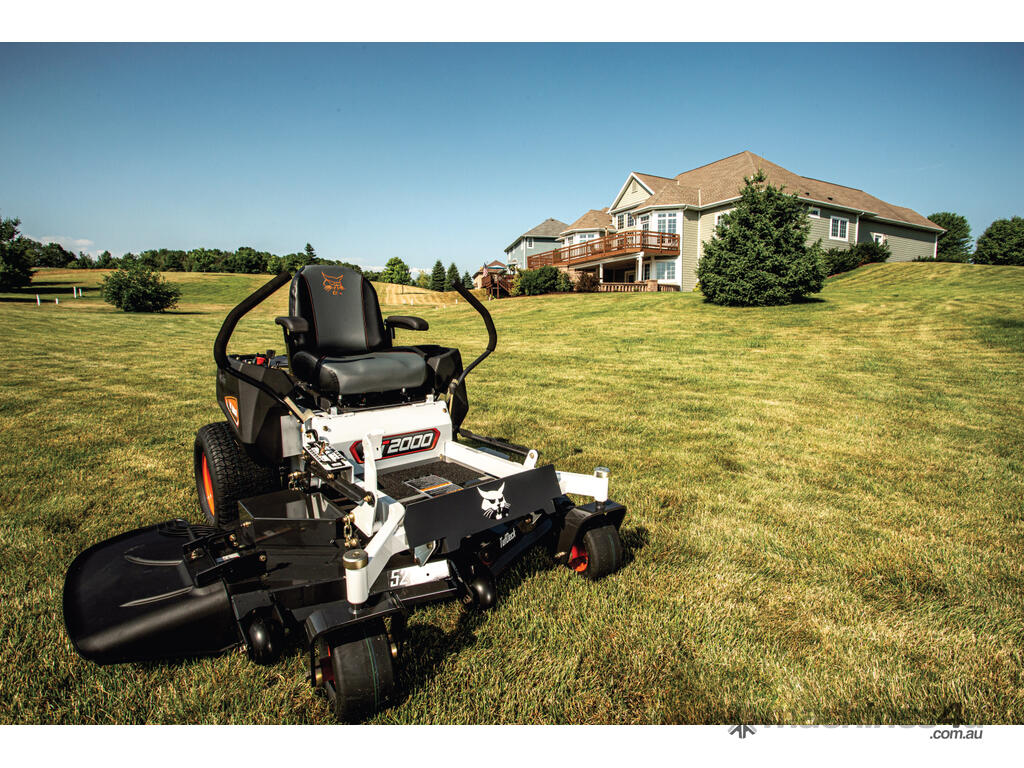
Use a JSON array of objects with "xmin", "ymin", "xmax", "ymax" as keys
[
  {"xmin": 445, "ymin": 262, "xmax": 460, "ymax": 290},
  {"xmin": 696, "ymin": 170, "xmax": 826, "ymax": 306},
  {"xmin": 928, "ymin": 212, "xmax": 972, "ymax": 262},
  {"xmin": 462, "ymin": 271, "xmax": 473, "ymax": 289},
  {"xmin": 429, "ymin": 259, "xmax": 446, "ymax": 291},
  {"xmin": 380, "ymin": 257, "xmax": 412, "ymax": 285}
]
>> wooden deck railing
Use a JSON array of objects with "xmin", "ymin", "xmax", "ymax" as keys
[{"xmin": 527, "ymin": 229, "xmax": 679, "ymax": 269}]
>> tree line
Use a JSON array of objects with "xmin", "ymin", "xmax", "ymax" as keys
[
  {"xmin": 0, "ymin": 213, "xmax": 475, "ymax": 292},
  {"xmin": 929, "ymin": 212, "xmax": 1024, "ymax": 265}
]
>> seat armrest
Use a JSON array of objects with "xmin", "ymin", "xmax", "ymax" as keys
[
  {"xmin": 275, "ymin": 316, "xmax": 310, "ymax": 333},
  {"xmin": 385, "ymin": 315, "xmax": 429, "ymax": 332}
]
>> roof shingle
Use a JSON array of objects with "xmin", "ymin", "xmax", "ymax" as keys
[
  {"xmin": 620, "ymin": 151, "xmax": 940, "ymax": 231},
  {"xmin": 561, "ymin": 207, "xmax": 614, "ymax": 235}
]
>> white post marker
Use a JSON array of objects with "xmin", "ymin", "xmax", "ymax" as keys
[
  {"xmin": 55, "ymin": 298, "xmax": 59, "ymax": 305},
  {"xmin": 36, "ymin": 294, "xmax": 41, "ymax": 306}
]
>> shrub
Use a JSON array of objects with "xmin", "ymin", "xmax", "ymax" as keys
[
  {"xmin": 512, "ymin": 266, "xmax": 561, "ymax": 296},
  {"xmin": 555, "ymin": 271, "xmax": 574, "ymax": 293},
  {"xmin": 973, "ymin": 217, "xmax": 1024, "ymax": 266},
  {"xmin": 696, "ymin": 171, "xmax": 826, "ymax": 306},
  {"xmin": 574, "ymin": 272, "xmax": 600, "ymax": 292},
  {"xmin": 824, "ymin": 240, "xmax": 892, "ymax": 276},
  {"xmin": 101, "ymin": 262, "xmax": 181, "ymax": 312}
]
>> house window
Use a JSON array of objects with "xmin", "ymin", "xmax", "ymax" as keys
[
  {"xmin": 627, "ymin": 213, "xmax": 635, "ymax": 227},
  {"xmin": 526, "ymin": 238, "xmax": 534, "ymax": 249},
  {"xmin": 872, "ymin": 232, "xmax": 887, "ymax": 245},
  {"xmin": 715, "ymin": 210, "xmax": 731, "ymax": 228},
  {"xmin": 565, "ymin": 234, "xmax": 574, "ymax": 245},
  {"xmin": 617, "ymin": 214, "xmax": 625, "ymax": 229},
  {"xmin": 642, "ymin": 263, "xmax": 651, "ymax": 280},
  {"xmin": 579, "ymin": 232, "xmax": 596, "ymax": 241},
  {"xmin": 640, "ymin": 214, "xmax": 650, "ymax": 231},
  {"xmin": 655, "ymin": 260, "xmax": 676, "ymax": 280},
  {"xmin": 830, "ymin": 216, "xmax": 849, "ymax": 240},
  {"xmin": 809, "ymin": 207, "xmax": 821, "ymax": 218},
  {"xmin": 656, "ymin": 212, "xmax": 677, "ymax": 233}
]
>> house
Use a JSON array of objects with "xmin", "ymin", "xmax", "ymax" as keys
[
  {"xmin": 472, "ymin": 260, "xmax": 512, "ymax": 297},
  {"xmin": 527, "ymin": 151, "xmax": 944, "ymax": 292},
  {"xmin": 504, "ymin": 218, "xmax": 567, "ymax": 271}
]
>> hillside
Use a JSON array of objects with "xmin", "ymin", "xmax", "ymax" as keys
[{"xmin": 0, "ymin": 262, "xmax": 1022, "ymax": 724}]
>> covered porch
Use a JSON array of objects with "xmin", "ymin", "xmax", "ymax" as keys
[{"xmin": 574, "ymin": 253, "xmax": 681, "ymax": 293}]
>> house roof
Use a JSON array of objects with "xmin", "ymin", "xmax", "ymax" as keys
[
  {"xmin": 623, "ymin": 151, "xmax": 941, "ymax": 231},
  {"xmin": 505, "ymin": 218, "xmax": 568, "ymax": 251},
  {"xmin": 560, "ymin": 207, "xmax": 615, "ymax": 235}
]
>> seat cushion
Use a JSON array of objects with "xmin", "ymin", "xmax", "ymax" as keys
[{"xmin": 294, "ymin": 351, "xmax": 428, "ymax": 396}]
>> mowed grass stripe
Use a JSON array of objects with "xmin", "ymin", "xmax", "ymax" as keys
[{"xmin": 0, "ymin": 262, "xmax": 1021, "ymax": 723}]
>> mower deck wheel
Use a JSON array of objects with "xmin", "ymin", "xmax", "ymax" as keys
[
  {"xmin": 568, "ymin": 524, "xmax": 623, "ymax": 580},
  {"xmin": 323, "ymin": 619, "xmax": 395, "ymax": 722},
  {"xmin": 193, "ymin": 421, "xmax": 279, "ymax": 527}
]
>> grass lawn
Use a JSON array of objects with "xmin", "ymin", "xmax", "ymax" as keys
[{"xmin": 1, "ymin": 263, "xmax": 1022, "ymax": 724}]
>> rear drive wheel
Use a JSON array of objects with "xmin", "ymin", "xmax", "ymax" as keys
[
  {"xmin": 567, "ymin": 524, "xmax": 624, "ymax": 580},
  {"xmin": 193, "ymin": 421, "xmax": 279, "ymax": 527},
  {"xmin": 322, "ymin": 619, "xmax": 395, "ymax": 722}
]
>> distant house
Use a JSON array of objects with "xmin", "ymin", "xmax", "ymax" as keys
[
  {"xmin": 503, "ymin": 218, "xmax": 567, "ymax": 271},
  {"xmin": 472, "ymin": 260, "xmax": 512, "ymax": 297},
  {"xmin": 527, "ymin": 151, "xmax": 944, "ymax": 292}
]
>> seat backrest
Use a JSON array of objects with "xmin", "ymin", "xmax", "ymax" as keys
[{"xmin": 289, "ymin": 265, "xmax": 390, "ymax": 356}]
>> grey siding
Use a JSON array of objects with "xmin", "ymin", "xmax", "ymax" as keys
[
  {"xmin": 858, "ymin": 220, "xmax": 937, "ymax": 262},
  {"xmin": 697, "ymin": 203, "xmax": 736, "ymax": 262},
  {"xmin": 682, "ymin": 209, "xmax": 700, "ymax": 291},
  {"xmin": 807, "ymin": 205, "xmax": 856, "ymax": 250},
  {"xmin": 506, "ymin": 237, "xmax": 559, "ymax": 269}
]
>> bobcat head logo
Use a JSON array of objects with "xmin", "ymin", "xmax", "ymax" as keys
[
  {"xmin": 321, "ymin": 272, "xmax": 345, "ymax": 295},
  {"xmin": 478, "ymin": 483, "xmax": 510, "ymax": 520}
]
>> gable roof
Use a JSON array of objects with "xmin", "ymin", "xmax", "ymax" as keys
[
  {"xmin": 560, "ymin": 207, "xmax": 615, "ymax": 235},
  {"xmin": 473, "ymin": 260, "xmax": 507, "ymax": 277},
  {"xmin": 624, "ymin": 151, "xmax": 939, "ymax": 231},
  {"xmin": 609, "ymin": 172, "xmax": 674, "ymax": 211},
  {"xmin": 505, "ymin": 218, "xmax": 568, "ymax": 251}
]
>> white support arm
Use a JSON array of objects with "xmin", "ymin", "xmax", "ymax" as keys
[
  {"xmin": 555, "ymin": 469, "xmax": 609, "ymax": 503},
  {"xmin": 442, "ymin": 440, "xmax": 531, "ymax": 478},
  {"xmin": 345, "ymin": 500, "xmax": 409, "ymax": 605}
]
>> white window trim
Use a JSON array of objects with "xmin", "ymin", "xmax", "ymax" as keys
[
  {"xmin": 809, "ymin": 207, "xmax": 821, "ymax": 218},
  {"xmin": 715, "ymin": 211, "xmax": 731, "ymax": 227},
  {"xmin": 872, "ymin": 232, "xmax": 887, "ymax": 245},
  {"xmin": 526, "ymin": 237, "xmax": 533, "ymax": 249},
  {"xmin": 656, "ymin": 211, "xmax": 677, "ymax": 234},
  {"xmin": 829, "ymin": 216, "xmax": 849, "ymax": 241}
]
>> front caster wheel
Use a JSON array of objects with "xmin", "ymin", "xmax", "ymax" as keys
[
  {"xmin": 567, "ymin": 524, "xmax": 623, "ymax": 580},
  {"xmin": 321, "ymin": 619, "xmax": 395, "ymax": 722}
]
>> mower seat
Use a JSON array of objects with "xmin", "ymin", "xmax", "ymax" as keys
[
  {"xmin": 277, "ymin": 266, "xmax": 430, "ymax": 398},
  {"xmin": 292, "ymin": 349, "xmax": 427, "ymax": 396}
]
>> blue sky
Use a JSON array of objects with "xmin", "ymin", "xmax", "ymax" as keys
[{"xmin": 2, "ymin": 43, "xmax": 1022, "ymax": 273}]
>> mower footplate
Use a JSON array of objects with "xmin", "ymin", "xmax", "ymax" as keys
[{"xmin": 63, "ymin": 520, "xmax": 240, "ymax": 664}]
